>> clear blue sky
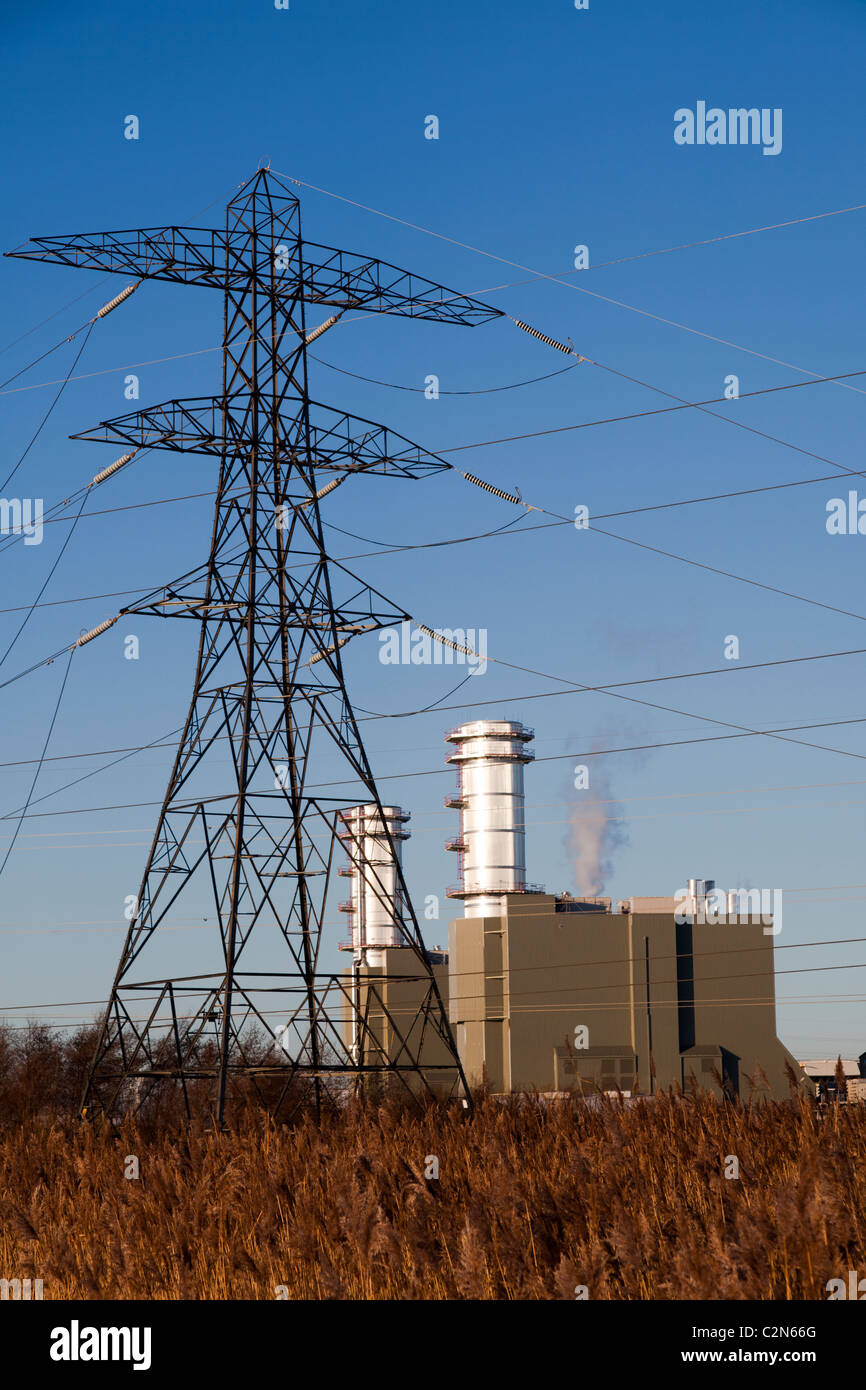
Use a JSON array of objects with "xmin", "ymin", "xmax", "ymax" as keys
[{"xmin": 1, "ymin": 0, "xmax": 865, "ymax": 1058}]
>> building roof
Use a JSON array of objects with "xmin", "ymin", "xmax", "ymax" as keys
[{"xmin": 798, "ymin": 1058, "xmax": 861, "ymax": 1078}]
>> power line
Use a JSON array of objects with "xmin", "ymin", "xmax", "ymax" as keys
[
  {"xmin": 22, "ymin": 780, "xmax": 866, "ymax": 833},
  {"xmin": 0, "ymin": 317, "xmax": 95, "ymax": 392},
  {"xmin": 5, "ymin": 789, "xmax": 866, "ymax": 855},
  {"xmin": 0, "ymin": 586, "xmax": 155, "ymax": 616},
  {"xmin": 1, "ymin": 641, "xmax": 864, "ymax": 777},
  {"xmin": 316, "ymin": 465, "xmax": 856, "ymax": 563},
  {"xmin": 0, "ymin": 486, "xmax": 90, "ymax": 559},
  {"xmin": 6, "ymin": 711, "xmax": 866, "ymax": 829},
  {"xmin": 13, "ymin": 487, "xmax": 237, "ymax": 535},
  {"xmin": 436, "ymin": 369, "xmax": 866, "ymax": 460},
  {"xmin": 5, "ymin": 587, "xmax": 866, "ymax": 832},
  {"xmin": 0, "ymin": 460, "xmax": 856, "ymax": 634},
  {"xmin": 327, "ymin": 489, "xmax": 866, "ymax": 627},
  {"xmin": 0, "ymin": 343, "xmax": 221, "ymax": 398},
  {"xmin": 5, "ymin": 177, "xmax": 862, "ymax": 668},
  {"xmin": 3, "ymin": 219, "xmax": 858, "ymax": 784},
  {"xmin": 0, "ymin": 348, "xmax": 578, "ymax": 399},
  {"xmin": 588, "ymin": 519, "xmax": 866, "ymax": 624},
  {"xmin": 4, "ymin": 931, "xmax": 866, "ymax": 1017},
  {"xmin": 440, "ymin": 957, "xmax": 866, "ymax": 1013},
  {"xmin": 0, "ymin": 647, "xmax": 76, "ymax": 884},
  {"xmin": 4, "ymin": 314, "xmax": 863, "ymax": 643},
  {"xmin": 0, "ymin": 448, "xmax": 156, "ymax": 566},
  {"xmin": 0, "ymin": 643, "xmax": 78, "ymax": 694},
  {"xmin": 547, "ymin": 284, "xmax": 866, "ymax": 401},
  {"xmin": 399, "ymin": 621, "xmax": 866, "ymax": 768},
  {"xmin": 443, "ymin": 448, "xmax": 866, "ymax": 625},
  {"xmin": 477, "ymin": 201, "xmax": 866, "ymax": 285},
  {"xmin": 3, "ymin": 990, "xmax": 862, "ymax": 1032},
  {"xmin": 7, "ymin": 333, "xmax": 866, "ymax": 499},
  {"xmin": 3, "ymin": 872, "xmax": 865, "ymax": 908},
  {"xmin": 277, "ymin": 170, "xmax": 866, "ymax": 399},
  {"xmin": 8, "ymin": 353, "xmax": 863, "ymax": 697},
  {"xmin": 0, "ymin": 322, "xmax": 95, "ymax": 494},
  {"xmin": 365, "ymin": 642, "xmax": 866, "ymax": 723},
  {"xmin": 6, "ymin": 242, "xmax": 866, "ymax": 525},
  {"xmin": 271, "ymin": 175, "xmax": 866, "ymax": 552},
  {"xmin": 0, "ymin": 490, "xmax": 91, "ymax": 671},
  {"xmin": 0, "ymin": 724, "xmax": 187, "ymax": 821},
  {"xmin": 0, "ymin": 278, "xmax": 114, "ymax": 360},
  {"xmin": 553, "ymin": 350, "xmax": 866, "ymax": 484},
  {"xmin": 308, "ymin": 354, "xmax": 582, "ymax": 394},
  {"xmin": 312, "ymin": 360, "xmax": 866, "ymax": 409},
  {"xmin": 2, "ymin": 459, "xmax": 856, "ymax": 559},
  {"xmin": 34, "ymin": 463, "xmax": 866, "ymax": 655},
  {"xmin": 292, "ymin": 353, "xmax": 866, "ymax": 627}
]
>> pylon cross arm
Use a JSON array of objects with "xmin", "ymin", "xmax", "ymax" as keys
[
  {"xmin": 6, "ymin": 227, "xmax": 502, "ymax": 326},
  {"xmin": 5, "ymin": 226, "xmax": 234, "ymax": 289},
  {"xmin": 299, "ymin": 239, "xmax": 503, "ymax": 325},
  {"xmin": 72, "ymin": 396, "xmax": 451, "ymax": 478}
]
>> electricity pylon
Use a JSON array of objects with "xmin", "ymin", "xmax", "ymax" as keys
[{"xmin": 8, "ymin": 169, "xmax": 502, "ymax": 1122}]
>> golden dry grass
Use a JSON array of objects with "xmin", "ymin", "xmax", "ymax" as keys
[{"xmin": 0, "ymin": 1090, "xmax": 863, "ymax": 1300}]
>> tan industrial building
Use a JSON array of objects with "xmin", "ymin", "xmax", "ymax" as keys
[
  {"xmin": 447, "ymin": 891, "xmax": 804, "ymax": 1099},
  {"xmin": 343, "ymin": 719, "xmax": 808, "ymax": 1102}
]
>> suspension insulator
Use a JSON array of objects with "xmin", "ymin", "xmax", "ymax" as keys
[
  {"xmin": 75, "ymin": 616, "xmax": 118, "ymax": 647},
  {"xmin": 301, "ymin": 475, "xmax": 345, "ymax": 507},
  {"xmin": 96, "ymin": 283, "xmax": 139, "ymax": 318},
  {"xmin": 513, "ymin": 317, "xmax": 582, "ymax": 358},
  {"xmin": 462, "ymin": 471, "xmax": 522, "ymax": 506},
  {"xmin": 416, "ymin": 623, "xmax": 477, "ymax": 659},
  {"xmin": 91, "ymin": 450, "xmax": 138, "ymax": 487},
  {"xmin": 305, "ymin": 313, "xmax": 342, "ymax": 344},
  {"xmin": 309, "ymin": 633, "xmax": 352, "ymax": 666}
]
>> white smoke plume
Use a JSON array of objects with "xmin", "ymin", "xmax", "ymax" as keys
[{"xmin": 564, "ymin": 757, "xmax": 630, "ymax": 898}]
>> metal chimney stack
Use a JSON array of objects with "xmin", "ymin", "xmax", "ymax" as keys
[
  {"xmin": 338, "ymin": 804, "xmax": 411, "ymax": 966},
  {"xmin": 685, "ymin": 877, "xmax": 716, "ymax": 919},
  {"xmin": 444, "ymin": 719, "xmax": 541, "ymax": 917}
]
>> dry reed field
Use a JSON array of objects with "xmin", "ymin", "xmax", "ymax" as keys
[{"xmin": 1, "ymin": 1068, "xmax": 864, "ymax": 1300}]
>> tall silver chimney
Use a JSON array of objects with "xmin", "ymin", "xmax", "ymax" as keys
[
  {"xmin": 444, "ymin": 719, "xmax": 542, "ymax": 917},
  {"xmin": 338, "ymin": 804, "xmax": 410, "ymax": 966}
]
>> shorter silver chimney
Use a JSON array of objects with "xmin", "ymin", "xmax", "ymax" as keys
[
  {"xmin": 444, "ymin": 719, "xmax": 542, "ymax": 917},
  {"xmin": 685, "ymin": 877, "xmax": 716, "ymax": 919},
  {"xmin": 338, "ymin": 804, "xmax": 410, "ymax": 966}
]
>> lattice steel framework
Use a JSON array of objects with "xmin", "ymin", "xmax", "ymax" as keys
[{"xmin": 7, "ymin": 169, "xmax": 502, "ymax": 1122}]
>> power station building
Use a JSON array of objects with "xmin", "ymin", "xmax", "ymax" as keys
[{"xmin": 342, "ymin": 718, "xmax": 806, "ymax": 1101}]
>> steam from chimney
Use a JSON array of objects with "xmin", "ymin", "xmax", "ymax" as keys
[{"xmin": 564, "ymin": 758, "xmax": 629, "ymax": 897}]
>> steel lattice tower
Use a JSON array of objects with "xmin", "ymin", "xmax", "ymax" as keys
[{"xmin": 8, "ymin": 169, "xmax": 502, "ymax": 1122}]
